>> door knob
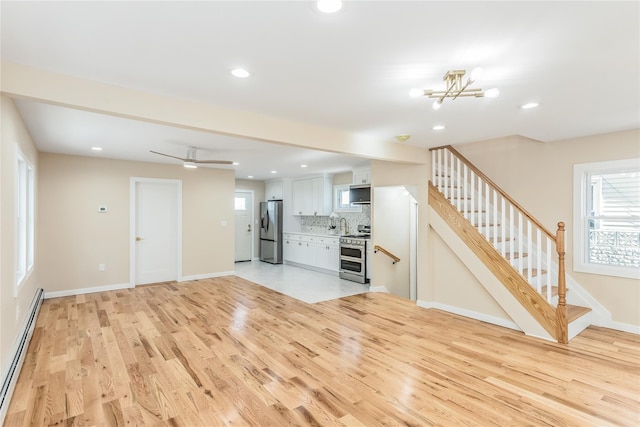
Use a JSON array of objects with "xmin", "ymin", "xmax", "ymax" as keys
[{"xmin": 136, "ymin": 236, "xmax": 143, "ymax": 241}]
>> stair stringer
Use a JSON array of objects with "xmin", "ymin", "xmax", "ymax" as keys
[{"xmin": 429, "ymin": 205, "xmax": 555, "ymax": 341}]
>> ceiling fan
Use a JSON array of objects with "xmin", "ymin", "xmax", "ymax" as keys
[{"xmin": 150, "ymin": 146, "xmax": 233, "ymax": 168}]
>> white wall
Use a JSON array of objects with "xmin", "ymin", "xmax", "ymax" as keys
[
  {"xmin": 370, "ymin": 161, "xmax": 431, "ymax": 300},
  {"xmin": 38, "ymin": 153, "xmax": 236, "ymax": 293},
  {"xmin": 372, "ymin": 186, "xmax": 412, "ymax": 298},
  {"xmin": 1, "ymin": 96, "xmax": 40, "ymax": 377}
]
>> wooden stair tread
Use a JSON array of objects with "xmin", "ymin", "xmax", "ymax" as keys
[
  {"xmin": 489, "ymin": 236, "xmax": 514, "ymax": 243},
  {"xmin": 540, "ymin": 285, "xmax": 559, "ymax": 297},
  {"xmin": 522, "ymin": 268, "xmax": 547, "ymax": 277},
  {"xmin": 566, "ymin": 305, "xmax": 592, "ymax": 323},
  {"xmin": 505, "ymin": 252, "xmax": 528, "ymax": 259}
]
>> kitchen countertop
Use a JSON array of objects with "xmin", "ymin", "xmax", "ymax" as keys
[{"xmin": 284, "ymin": 231, "xmax": 342, "ymax": 238}]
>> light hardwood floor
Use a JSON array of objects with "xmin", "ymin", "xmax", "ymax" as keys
[{"xmin": 4, "ymin": 276, "xmax": 640, "ymax": 426}]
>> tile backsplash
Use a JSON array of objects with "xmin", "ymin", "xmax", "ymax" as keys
[{"xmin": 299, "ymin": 205, "xmax": 371, "ymax": 235}]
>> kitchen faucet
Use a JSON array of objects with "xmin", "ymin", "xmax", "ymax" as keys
[{"xmin": 340, "ymin": 218, "xmax": 349, "ymax": 235}]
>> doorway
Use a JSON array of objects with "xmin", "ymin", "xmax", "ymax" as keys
[
  {"xmin": 234, "ymin": 191, "xmax": 253, "ymax": 262},
  {"xmin": 130, "ymin": 178, "xmax": 182, "ymax": 285}
]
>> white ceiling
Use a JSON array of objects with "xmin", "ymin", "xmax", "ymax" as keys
[{"xmin": 2, "ymin": 1, "xmax": 639, "ymax": 179}]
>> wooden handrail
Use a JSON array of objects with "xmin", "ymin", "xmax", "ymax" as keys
[
  {"xmin": 556, "ymin": 222, "xmax": 568, "ymax": 344},
  {"xmin": 374, "ymin": 245, "xmax": 400, "ymax": 264},
  {"xmin": 431, "ymin": 145, "xmax": 556, "ymax": 241}
]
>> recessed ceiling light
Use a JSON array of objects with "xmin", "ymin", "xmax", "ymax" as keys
[
  {"xmin": 521, "ymin": 102, "xmax": 539, "ymax": 109},
  {"xmin": 248, "ymin": 175, "xmax": 254, "ymax": 179},
  {"xmin": 300, "ymin": 164, "xmax": 308, "ymax": 168},
  {"xmin": 316, "ymin": 0, "xmax": 342, "ymax": 14},
  {"xmin": 91, "ymin": 147, "xmax": 103, "ymax": 151},
  {"xmin": 232, "ymin": 162, "xmax": 239, "ymax": 166},
  {"xmin": 432, "ymin": 125, "xmax": 445, "ymax": 131},
  {"xmin": 231, "ymin": 68, "xmax": 250, "ymax": 78},
  {"xmin": 271, "ymin": 170, "xmax": 277, "ymax": 174}
]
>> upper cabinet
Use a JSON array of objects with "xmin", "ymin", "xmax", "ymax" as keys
[
  {"xmin": 292, "ymin": 174, "xmax": 333, "ymax": 216},
  {"xmin": 352, "ymin": 168, "xmax": 371, "ymax": 185},
  {"xmin": 265, "ymin": 179, "xmax": 283, "ymax": 200}
]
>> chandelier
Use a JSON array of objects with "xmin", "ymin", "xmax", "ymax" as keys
[{"xmin": 411, "ymin": 69, "xmax": 499, "ymax": 110}]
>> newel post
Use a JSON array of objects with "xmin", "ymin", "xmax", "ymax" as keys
[{"xmin": 556, "ymin": 222, "xmax": 568, "ymax": 344}]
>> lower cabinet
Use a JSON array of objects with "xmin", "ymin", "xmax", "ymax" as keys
[{"xmin": 283, "ymin": 234, "xmax": 339, "ymax": 273}]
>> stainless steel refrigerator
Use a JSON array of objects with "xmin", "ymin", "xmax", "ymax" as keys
[{"xmin": 259, "ymin": 200, "xmax": 283, "ymax": 264}]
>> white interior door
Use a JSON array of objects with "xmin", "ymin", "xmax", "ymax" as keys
[
  {"xmin": 134, "ymin": 180, "xmax": 181, "ymax": 285},
  {"xmin": 234, "ymin": 191, "xmax": 253, "ymax": 262}
]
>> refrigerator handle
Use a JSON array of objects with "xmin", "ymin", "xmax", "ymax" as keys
[{"xmin": 265, "ymin": 211, "xmax": 270, "ymax": 232}]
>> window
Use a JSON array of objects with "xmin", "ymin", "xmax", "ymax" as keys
[
  {"xmin": 574, "ymin": 159, "xmax": 640, "ymax": 279},
  {"xmin": 234, "ymin": 197, "xmax": 247, "ymax": 211},
  {"xmin": 16, "ymin": 148, "xmax": 35, "ymax": 291},
  {"xmin": 333, "ymin": 184, "xmax": 361, "ymax": 213}
]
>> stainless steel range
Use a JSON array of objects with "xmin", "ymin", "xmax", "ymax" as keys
[{"xmin": 339, "ymin": 225, "xmax": 370, "ymax": 284}]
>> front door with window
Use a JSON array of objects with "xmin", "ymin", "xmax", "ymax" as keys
[{"xmin": 235, "ymin": 191, "xmax": 253, "ymax": 262}]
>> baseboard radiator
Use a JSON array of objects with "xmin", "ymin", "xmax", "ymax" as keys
[{"xmin": 0, "ymin": 288, "xmax": 44, "ymax": 424}]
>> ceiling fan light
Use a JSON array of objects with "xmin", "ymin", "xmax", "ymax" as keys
[
  {"xmin": 184, "ymin": 162, "xmax": 198, "ymax": 169},
  {"xmin": 432, "ymin": 100, "xmax": 442, "ymax": 110}
]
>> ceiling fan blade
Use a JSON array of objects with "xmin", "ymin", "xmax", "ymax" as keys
[
  {"xmin": 194, "ymin": 159, "xmax": 234, "ymax": 164},
  {"xmin": 150, "ymin": 150, "xmax": 188, "ymax": 161}
]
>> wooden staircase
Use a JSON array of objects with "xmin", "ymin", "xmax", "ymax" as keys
[{"xmin": 428, "ymin": 145, "xmax": 592, "ymax": 343}]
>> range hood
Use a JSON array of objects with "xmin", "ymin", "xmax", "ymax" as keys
[{"xmin": 349, "ymin": 184, "xmax": 370, "ymax": 204}]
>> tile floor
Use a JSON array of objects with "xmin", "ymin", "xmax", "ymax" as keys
[{"xmin": 234, "ymin": 260, "xmax": 369, "ymax": 303}]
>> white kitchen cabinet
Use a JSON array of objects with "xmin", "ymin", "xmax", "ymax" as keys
[
  {"xmin": 352, "ymin": 168, "xmax": 371, "ymax": 185},
  {"xmin": 283, "ymin": 233, "xmax": 339, "ymax": 273},
  {"xmin": 292, "ymin": 178, "xmax": 311, "ymax": 215},
  {"xmin": 291, "ymin": 174, "xmax": 333, "ymax": 216},
  {"xmin": 316, "ymin": 237, "xmax": 340, "ymax": 272},
  {"xmin": 265, "ymin": 179, "xmax": 283, "ymax": 200}
]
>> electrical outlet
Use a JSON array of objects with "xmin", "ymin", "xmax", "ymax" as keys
[{"xmin": 99, "ymin": 264, "xmax": 106, "ymax": 272}]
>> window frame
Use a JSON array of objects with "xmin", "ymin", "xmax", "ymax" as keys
[
  {"xmin": 333, "ymin": 184, "xmax": 362, "ymax": 213},
  {"xmin": 573, "ymin": 158, "xmax": 640, "ymax": 279},
  {"xmin": 16, "ymin": 146, "xmax": 35, "ymax": 294}
]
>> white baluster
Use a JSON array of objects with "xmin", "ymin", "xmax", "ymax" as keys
[
  {"xmin": 485, "ymin": 184, "xmax": 491, "ymax": 240},
  {"xmin": 536, "ymin": 228, "xmax": 542, "ymax": 294},
  {"xmin": 518, "ymin": 212, "xmax": 524, "ymax": 274},
  {"xmin": 509, "ymin": 204, "xmax": 514, "ymax": 262},
  {"xmin": 546, "ymin": 237, "xmax": 552, "ymax": 303},
  {"xmin": 501, "ymin": 196, "xmax": 506, "ymax": 257},
  {"xmin": 477, "ymin": 176, "xmax": 482, "ymax": 232},
  {"xmin": 437, "ymin": 149, "xmax": 443, "ymax": 191},
  {"xmin": 463, "ymin": 164, "xmax": 468, "ymax": 220},
  {"xmin": 432, "ymin": 149, "xmax": 436, "ymax": 184},
  {"xmin": 492, "ymin": 190, "xmax": 498, "ymax": 247},
  {"xmin": 527, "ymin": 220, "xmax": 533, "ymax": 283},
  {"xmin": 444, "ymin": 150, "xmax": 449, "ymax": 200},
  {"xmin": 470, "ymin": 170, "xmax": 475, "ymax": 226},
  {"xmin": 456, "ymin": 157, "xmax": 461, "ymax": 212}
]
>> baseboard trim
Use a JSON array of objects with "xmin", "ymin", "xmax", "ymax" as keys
[
  {"xmin": 0, "ymin": 288, "xmax": 44, "ymax": 425},
  {"xmin": 44, "ymin": 282, "xmax": 132, "ymax": 299},
  {"xmin": 417, "ymin": 300, "xmax": 521, "ymax": 332},
  {"xmin": 180, "ymin": 271, "xmax": 235, "ymax": 282},
  {"xmin": 598, "ymin": 319, "xmax": 640, "ymax": 335},
  {"xmin": 369, "ymin": 286, "xmax": 389, "ymax": 293}
]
